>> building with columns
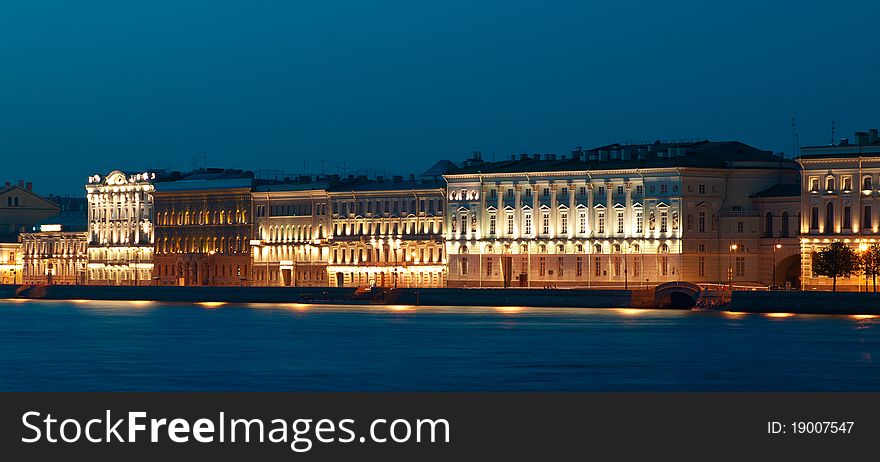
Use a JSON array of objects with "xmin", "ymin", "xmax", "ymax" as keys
[
  {"xmin": 250, "ymin": 180, "xmax": 331, "ymax": 287},
  {"xmin": 326, "ymin": 176, "xmax": 447, "ymax": 288},
  {"xmin": 21, "ymin": 209, "xmax": 89, "ymax": 285},
  {"xmin": 85, "ymin": 170, "xmax": 160, "ymax": 285},
  {"xmin": 152, "ymin": 169, "xmax": 254, "ymax": 286},
  {"xmin": 799, "ymin": 128, "xmax": 880, "ymax": 291},
  {"xmin": 444, "ymin": 142, "xmax": 799, "ymax": 289}
]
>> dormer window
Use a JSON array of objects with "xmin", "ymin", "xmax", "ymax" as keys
[
  {"xmin": 810, "ymin": 178, "xmax": 820, "ymax": 193},
  {"xmin": 826, "ymin": 177, "xmax": 835, "ymax": 192},
  {"xmin": 842, "ymin": 177, "xmax": 852, "ymax": 192}
]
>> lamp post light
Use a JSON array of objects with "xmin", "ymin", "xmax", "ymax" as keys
[
  {"xmin": 728, "ymin": 243, "xmax": 738, "ymax": 288},
  {"xmin": 772, "ymin": 242, "xmax": 782, "ymax": 289},
  {"xmin": 859, "ymin": 242, "xmax": 869, "ymax": 293}
]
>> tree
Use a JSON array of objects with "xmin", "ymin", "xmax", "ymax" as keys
[
  {"xmin": 812, "ymin": 241, "xmax": 859, "ymax": 292},
  {"xmin": 860, "ymin": 244, "xmax": 880, "ymax": 293}
]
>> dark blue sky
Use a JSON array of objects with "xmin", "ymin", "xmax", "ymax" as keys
[{"xmin": 2, "ymin": 0, "xmax": 878, "ymax": 195}]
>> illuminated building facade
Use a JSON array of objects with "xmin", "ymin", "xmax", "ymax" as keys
[
  {"xmin": 152, "ymin": 170, "xmax": 254, "ymax": 286},
  {"xmin": 250, "ymin": 181, "xmax": 331, "ymax": 287},
  {"xmin": 85, "ymin": 171, "xmax": 158, "ymax": 285},
  {"xmin": 327, "ymin": 177, "xmax": 446, "ymax": 288},
  {"xmin": 21, "ymin": 211, "xmax": 89, "ymax": 285},
  {"xmin": 0, "ymin": 242, "xmax": 22, "ymax": 284},
  {"xmin": 799, "ymin": 129, "xmax": 880, "ymax": 291},
  {"xmin": 445, "ymin": 143, "xmax": 799, "ymax": 288},
  {"xmin": 1, "ymin": 180, "xmax": 58, "ymax": 285}
]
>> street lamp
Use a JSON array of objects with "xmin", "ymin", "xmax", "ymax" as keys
[
  {"xmin": 772, "ymin": 242, "xmax": 782, "ymax": 289},
  {"xmin": 728, "ymin": 243, "xmax": 737, "ymax": 287},
  {"xmin": 859, "ymin": 242, "xmax": 869, "ymax": 293}
]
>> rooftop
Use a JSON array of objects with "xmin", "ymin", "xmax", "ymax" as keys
[
  {"xmin": 449, "ymin": 140, "xmax": 796, "ymax": 175},
  {"xmin": 749, "ymin": 183, "xmax": 801, "ymax": 198}
]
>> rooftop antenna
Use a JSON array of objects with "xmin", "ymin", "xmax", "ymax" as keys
[
  {"xmin": 790, "ymin": 118, "xmax": 800, "ymax": 158},
  {"xmin": 831, "ymin": 121, "xmax": 836, "ymax": 145}
]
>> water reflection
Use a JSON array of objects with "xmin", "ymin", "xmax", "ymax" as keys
[{"xmin": 0, "ymin": 299, "xmax": 878, "ymax": 391}]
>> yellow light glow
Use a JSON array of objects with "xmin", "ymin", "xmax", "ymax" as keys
[
  {"xmin": 764, "ymin": 312, "xmax": 795, "ymax": 318},
  {"xmin": 387, "ymin": 305, "xmax": 414, "ymax": 312},
  {"xmin": 128, "ymin": 300, "xmax": 153, "ymax": 306},
  {"xmin": 850, "ymin": 315, "xmax": 878, "ymax": 320},
  {"xmin": 616, "ymin": 308, "xmax": 648, "ymax": 316},
  {"xmin": 495, "ymin": 306, "xmax": 525, "ymax": 314},
  {"xmin": 722, "ymin": 311, "xmax": 748, "ymax": 317},
  {"xmin": 198, "ymin": 302, "xmax": 226, "ymax": 308},
  {"xmin": 70, "ymin": 299, "xmax": 93, "ymax": 304}
]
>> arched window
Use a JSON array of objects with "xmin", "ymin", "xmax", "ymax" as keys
[
  {"xmin": 765, "ymin": 212, "xmax": 773, "ymax": 237},
  {"xmin": 13, "ymin": 197, "xmax": 19, "ymax": 206},
  {"xmin": 593, "ymin": 244, "xmax": 602, "ymax": 253},
  {"xmin": 864, "ymin": 177, "xmax": 873, "ymax": 191},
  {"xmin": 659, "ymin": 243, "xmax": 669, "ymax": 253},
  {"xmin": 825, "ymin": 202, "xmax": 834, "ymax": 231},
  {"xmin": 781, "ymin": 211, "xmax": 790, "ymax": 237},
  {"xmin": 6, "ymin": 197, "xmax": 11, "ymax": 207},
  {"xmin": 826, "ymin": 177, "xmax": 835, "ymax": 192},
  {"xmin": 613, "ymin": 243, "xmax": 621, "ymax": 253},
  {"xmin": 576, "ymin": 244, "xmax": 583, "ymax": 253}
]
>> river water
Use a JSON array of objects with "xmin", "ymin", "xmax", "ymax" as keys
[{"xmin": 0, "ymin": 299, "xmax": 877, "ymax": 391}]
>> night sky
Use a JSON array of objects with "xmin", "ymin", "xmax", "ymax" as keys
[{"xmin": 2, "ymin": 0, "xmax": 878, "ymax": 195}]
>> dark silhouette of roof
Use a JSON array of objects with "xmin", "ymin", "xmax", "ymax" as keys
[
  {"xmin": 450, "ymin": 140, "xmax": 796, "ymax": 175},
  {"xmin": 30, "ymin": 210, "xmax": 89, "ymax": 232},
  {"xmin": 750, "ymin": 183, "xmax": 801, "ymax": 198}
]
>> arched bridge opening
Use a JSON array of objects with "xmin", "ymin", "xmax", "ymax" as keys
[{"xmin": 654, "ymin": 282, "xmax": 701, "ymax": 309}]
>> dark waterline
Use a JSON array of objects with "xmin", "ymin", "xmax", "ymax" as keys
[{"xmin": 1, "ymin": 299, "xmax": 878, "ymax": 391}]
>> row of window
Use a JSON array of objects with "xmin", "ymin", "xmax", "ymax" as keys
[
  {"xmin": 334, "ymin": 198, "xmax": 441, "ymax": 216},
  {"xmin": 156, "ymin": 209, "xmax": 248, "ymax": 226},
  {"xmin": 156, "ymin": 236, "xmax": 249, "ymax": 254},
  {"xmin": 809, "ymin": 204, "xmax": 873, "ymax": 231},
  {"xmin": 331, "ymin": 246, "xmax": 444, "ymax": 265},
  {"xmin": 809, "ymin": 176, "xmax": 875, "ymax": 193},
  {"xmin": 255, "ymin": 203, "xmax": 326, "ymax": 218},
  {"xmin": 333, "ymin": 219, "xmax": 442, "ymax": 237},
  {"xmin": 461, "ymin": 242, "xmax": 668, "ymax": 255},
  {"xmin": 462, "ymin": 209, "xmax": 657, "ymax": 236}
]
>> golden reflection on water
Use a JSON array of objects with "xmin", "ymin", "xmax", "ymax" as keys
[
  {"xmin": 197, "ymin": 302, "xmax": 226, "ymax": 308},
  {"xmin": 764, "ymin": 312, "xmax": 796, "ymax": 318}
]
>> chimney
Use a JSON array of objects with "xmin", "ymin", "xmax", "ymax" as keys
[
  {"xmin": 18, "ymin": 180, "xmax": 24, "ymax": 188},
  {"xmin": 25, "ymin": 182, "xmax": 32, "ymax": 191}
]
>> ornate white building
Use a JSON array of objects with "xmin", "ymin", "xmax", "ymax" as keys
[
  {"xmin": 445, "ymin": 143, "xmax": 799, "ymax": 289},
  {"xmin": 799, "ymin": 129, "xmax": 880, "ymax": 291},
  {"xmin": 85, "ymin": 170, "xmax": 159, "ymax": 285},
  {"xmin": 327, "ymin": 176, "xmax": 446, "ymax": 288}
]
